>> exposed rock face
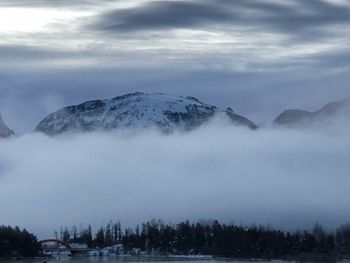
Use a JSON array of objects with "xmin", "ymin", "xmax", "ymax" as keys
[
  {"xmin": 274, "ymin": 98, "xmax": 350, "ymax": 128},
  {"xmin": 0, "ymin": 113, "xmax": 14, "ymax": 138},
  {"xmin": 35, "ymin": 92, "xmax": 257, "ymax": 135}
]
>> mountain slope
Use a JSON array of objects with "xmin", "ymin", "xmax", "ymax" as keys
[
  {"xmin": 274, "ymin": 98, "xmax": 350, "ymax": 128},
  {"xmin": 0, "ymin": 113, "xmax": 15, "ymax": 138},
  {"xmin": 35, "ymin": 92, "xmax": 257, "ymax": 135}
]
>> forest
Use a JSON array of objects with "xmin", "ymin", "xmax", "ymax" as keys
[
  {"xmin": 0, "ymin": 226, "xmax": 40, "ymax": 257},
  {"xmin": 3, "ymin": 220, "xmax": 350, "ymax": 260},
  {"xmin": 58, "ymin": 220, "xmax": 350, "ymax": 260}
]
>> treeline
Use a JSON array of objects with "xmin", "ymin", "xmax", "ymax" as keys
[
  {"xmin": 56, "ymin": 221, "xmax": 122, "ymax": 248},
  {"xmin": 0, "ymin": 225, "xmax": 40, "ymax": 257},
  {"xmin": 59, "ymin": 220, "xmax": 350, "ymax": 260}
]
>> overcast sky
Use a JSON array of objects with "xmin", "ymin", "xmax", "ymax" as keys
[{"xmin": 1, "ymin": 0, "xmax": 350, "ymax": 133}]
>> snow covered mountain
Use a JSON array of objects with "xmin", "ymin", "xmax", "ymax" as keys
[
  {"xmin": 274, "ymin": 98, "xmax": 350, "ymax": 128},
  {"xmin": 0, "ymin": 113, "xmax": 14, "ymax": 138},
  {"xmin": 35, "ymin": 92, "xmax": 257, "ymax": 135}
]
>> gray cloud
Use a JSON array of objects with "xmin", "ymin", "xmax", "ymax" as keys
[
  {"xmin": 0, "ymin": 45, "xmax": 79, "ymax": 62},
  {"xmin": 5, "ymin": 0, "xmax": 350, "ymax": 40},
  {"xmin": 91, "ymin": 1, "xmax": 232, "ymax": 32},
  {"xmin": 307, "ymin": 48, "xmax": 350, "ymax": 69},
  {"xmin": 90, "ymin": 0, "xmax": 350, "ymax": 41},
  {"xmin": 0, "ymin": 0, "xmax": 103, "ymax": 8}
]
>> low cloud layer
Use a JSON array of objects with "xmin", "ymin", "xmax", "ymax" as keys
[{"xmin": 0, "ymin": 120, "xmax": 349, "ymax": 238}]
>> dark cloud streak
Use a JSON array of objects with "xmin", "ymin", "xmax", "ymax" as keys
[
  {"xmin": 93, "ymin": 1, "xmax": 233, "ymax": 32},
  {"xmin": 89, "ymin": 0, "xmax": 350, "ymax": 41}
]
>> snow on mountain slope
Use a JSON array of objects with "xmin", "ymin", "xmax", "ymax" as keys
[
  {"xmin": 35, "ymin": 92, "xmax": 257, "ymax": 135},
  {"xmin": 0, "ymin": 113, "xmax": 14, "ymax": 138}
]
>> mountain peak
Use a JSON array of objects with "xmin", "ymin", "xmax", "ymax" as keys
[
  {"xmin": 0, "ymin": 113, "xmax": 15, "ymax": 138},
  {"xmin": 35, "ymin": 92, "xmax": 257, "ymax": 135}
]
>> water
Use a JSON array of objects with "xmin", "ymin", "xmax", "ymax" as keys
[
  {"xmin": 7, "ymin": 256, "xmax": 350, "ymax": 263},
  {"xmin": 1, "ymin": 257, "xmax": 280, "ymax": 263}
]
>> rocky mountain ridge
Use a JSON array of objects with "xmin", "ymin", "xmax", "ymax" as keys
[
  {"xmin": 274, "ymin": 98, "xmax": 350, "ymax": 128},
  {"xmin": 0, "ymin": 113, "xmax": 14, "ymax": 138}
]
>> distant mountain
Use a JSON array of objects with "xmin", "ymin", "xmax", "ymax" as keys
[
  {"xmin": 35, "ymin": 92, "xmax": 257, "ymax": 135},
  {"xmin": 274, "ymin": 98, "xmax": 350, "ymax": 128},
  {"xmin": 0, "ymin": 113, "xmax": 14, "ymax": 138}
]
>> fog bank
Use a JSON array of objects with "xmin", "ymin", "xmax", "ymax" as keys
[{"xmin": 0, "ymin": 120, "xmax": 349, "ymax": 238}]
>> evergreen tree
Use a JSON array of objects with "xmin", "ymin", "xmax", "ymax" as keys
[
  {"xmin": 0, "ymin": 226, "xmax": 40, "ymax": 257},
  {"xmin": 62, "ymin": 227, "xmax": 71, "ymax": 243},
  {"xmin": 105, "ymin": 222, "xmax": 113, "ymax": 246},
  {"xmin": 95, "ymin": 227, "xmax": 105, "ymax": 248}
]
